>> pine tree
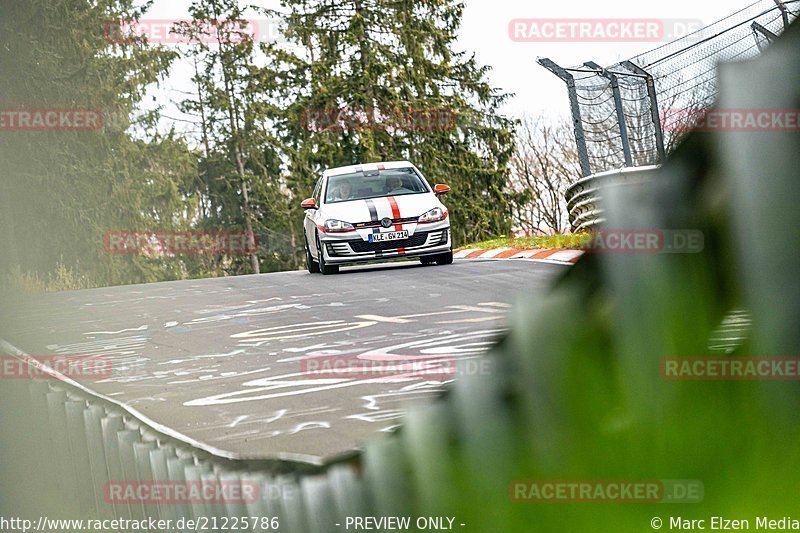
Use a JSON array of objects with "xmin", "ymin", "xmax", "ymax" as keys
[
  {"xmin": 179, "ymin": 0, "xmax": 302, "ymax": 274},
  {"xmin": 0, "ymin": 0, "xmax": 193, "ymax": 288},
  {"xmin": 264, "ymin": 0, "xmax": 520, "ymax": 243}
]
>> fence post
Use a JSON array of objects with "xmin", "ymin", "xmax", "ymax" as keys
[
  {"xmin": 585, "ymin": 61, "xmax": 632, "ymax": 166},
  {"xmin": 751, "ymin": 21, "xmax": 779, "ymax": 52},
  {"xmin": 621, "ymin": 61, "xmax": 666, "ymax": 163},
  {"xmin": 773, "ymin": 0, "xmax": 790, "ymax": 28},
  {"xmin": 538, "ymin": 57, "xmax": 591, "ymax": 176}
]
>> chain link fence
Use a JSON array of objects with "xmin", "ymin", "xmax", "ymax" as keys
[{"xmin": 540, "ymin": 0, "xmax": 799, "ymax": 177}]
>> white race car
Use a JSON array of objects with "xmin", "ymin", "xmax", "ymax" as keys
[{"xmin": 301, "ymin": 161, "xmax": 453, "ymax": 274}]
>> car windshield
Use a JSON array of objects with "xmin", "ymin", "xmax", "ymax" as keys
[{"xmin": 325, "ymin": 168, "xmax": 429, "ymax": 203}]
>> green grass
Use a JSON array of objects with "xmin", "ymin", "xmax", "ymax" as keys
[{"xmin": 458, "ymin": 233, "xmax": 593, "ymax": 251}]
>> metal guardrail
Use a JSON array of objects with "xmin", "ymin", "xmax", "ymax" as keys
[
  {"xmin": 564, "ymin": 165, "xmax": 660, "ymax": 231},
  {"xmin": 0, "ymin": 339, "xmax": 365, "ymax": 533},
  {"xmin": 29, "ymin": 378, "xmax": 368, "ymax": 532}
]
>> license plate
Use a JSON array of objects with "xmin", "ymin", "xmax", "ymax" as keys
[{"xmin": 369, "ymin": 230, "xmax": 408, "ymax": 243}]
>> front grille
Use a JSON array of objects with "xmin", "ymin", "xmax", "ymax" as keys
[
  {"xmin": 353, "ymin": 216, "xmax": 419, "ymax": 229},
  {"xmin": 349, "ymin": 231, "xmax": 430, "ymax": 253}
]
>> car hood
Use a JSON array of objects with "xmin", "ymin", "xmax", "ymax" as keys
[{"xmin": 320, "ymin": 193, "xmax": 441, "ymax": 223}]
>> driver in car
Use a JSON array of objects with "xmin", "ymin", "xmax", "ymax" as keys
[
  {"xmin": 332, "ymin": 180, "xmax": 354, "ymax": 201},
  {"xmin": 386, "ymin": 176, "xmax": 412, "ymax": 195}
]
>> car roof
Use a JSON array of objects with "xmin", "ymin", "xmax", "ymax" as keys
[{"xmin": 323, "ymin": 161, "xmax": 417, "ymax": 178}]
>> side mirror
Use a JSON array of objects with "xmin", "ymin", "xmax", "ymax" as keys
[
  {"xmin": 301, "ymin": 198, "xmax": 317, "ymax": 210},
  {"xmin": 434, "ymin": 184, "xmax": 451, "ymax": 196}
]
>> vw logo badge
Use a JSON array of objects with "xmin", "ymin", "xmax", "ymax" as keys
[{"xmin": 380, "ymin": 217, "xmax": 392, "ymax": 228}]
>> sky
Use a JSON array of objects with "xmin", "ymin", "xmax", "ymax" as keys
[{"xmin": 141, "ymin": 0, "xmax": 763, "ymax": 131}]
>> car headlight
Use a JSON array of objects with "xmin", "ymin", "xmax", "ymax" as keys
[
  {"xmin": 418, "ymin": 207, "xmax": 447, "ymax": 224},
  {"xmin": 323, "ymin": 219, "xmax": 355, "ymax": 233}
]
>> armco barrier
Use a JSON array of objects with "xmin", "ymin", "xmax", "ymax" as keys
[
  {"xmin": 564, "ymin": 165, "xmax": 659, "ymax": 231},
  {"xmin": 0, "ymin": 340, "xmax": 365, "ymax": 532}
]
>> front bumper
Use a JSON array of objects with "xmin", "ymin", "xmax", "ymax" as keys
[{"xmin": 319, "ymin": 223, "xmax": 451, "ymax": 265}]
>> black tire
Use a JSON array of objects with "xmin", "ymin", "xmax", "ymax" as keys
[
  {"xmin": 316, "ymin": 235, "xmax": 339, "ymax": 275},
  {"xmin": 435, "ymin": 250, "xmax": 454, "ymax": 265},
  {"xmin": 305, "ymin": 234, "xmax": 320, "ymax": 273}
]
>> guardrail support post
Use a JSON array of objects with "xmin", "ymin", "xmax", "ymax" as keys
[
  {"xmin": 65, "ymin": 399, "xmax": 96, "ymax": 512},
  {"xmin": 84, "ymin": 404, "xmax": 115, "ymax": 520},
  {"xmin": 47, "ymin": 388, "xmax": 80, "ymax": 512},
  {"xmin": 118, "ymin": 429, "xmax": 146, "ymax": 521}
]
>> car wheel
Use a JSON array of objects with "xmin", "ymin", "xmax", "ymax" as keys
[
  {"xmin": 316, "ymin": 235, "xmax": 339, "ymax": 275},
  {"xmin": 435, "ymin": 250, "xmax": 453, "ymax": 265},
  {"xmin": 305, "ymin": 234, "xmax": 320, "ymax": 273}
]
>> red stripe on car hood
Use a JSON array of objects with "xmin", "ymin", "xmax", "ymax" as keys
[
  {"xmin": 386, "ymin": 196, "xmax": 406, "ymax": 255},
  {"xmin": 386, "ymin": 197, "xmax": 403, "ymax": 230}
]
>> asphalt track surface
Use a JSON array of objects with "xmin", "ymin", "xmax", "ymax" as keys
[{"xmin": 1, "ymin": 259, "xmax": 568, "ymax": 464}]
